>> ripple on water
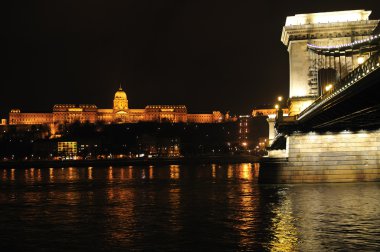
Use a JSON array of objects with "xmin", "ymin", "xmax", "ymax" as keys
[{"xmin": 0, "ymin": 165, "xmax": 379, "ymax": 251}]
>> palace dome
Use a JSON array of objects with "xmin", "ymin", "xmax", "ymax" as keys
[{"xmin": 114, "ymin": 86, "xmax": 127, "ymax": 100}]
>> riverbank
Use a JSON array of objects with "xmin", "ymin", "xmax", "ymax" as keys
[{"xmin": 0, "ymin": 155, "xmax": 260, "ymax": 168}]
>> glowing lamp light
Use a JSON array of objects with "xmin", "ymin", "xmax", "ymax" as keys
[
  {"xmin": 325, "ymin": 84, "xmax": 333, "ymax": 92},
  {"xmin": 277, "ymin": 96, "xmax": 283, "ymax": 102},
  {"xmin": 242, "ymin": 142, "xmax": 248, "ymax": 147},
  {"xmin": 274, "ymin": 104, "xmax": 279, "ymax": 110},
  {"xmin": 357, "ymin": 56, "xmax": 365, "ymax": 65}
]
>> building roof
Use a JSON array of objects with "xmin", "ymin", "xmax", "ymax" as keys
[
  {"xmin": 114, "ymin": 86, "xmax": 127, "ymax": 100},
  {"xmin": 145, "ymin": 105, "xmax": 187, "ymax": 109}
]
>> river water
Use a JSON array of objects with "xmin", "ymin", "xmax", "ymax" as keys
[{"xmin": 0, "ymin": 164, "xmax": 379, "ymax": 251}]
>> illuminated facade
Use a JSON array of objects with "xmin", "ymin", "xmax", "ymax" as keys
[
  {"xmin": 238, "ymin": 115, "xmax": 250, "ymax": 148},
  {"xmin": 57, "ymin": 141, "xmax": 78, "ymax": 157},
  {"xmin": 9, "ymin": 87, "xmax": 225, "ymax": 125},
  {"xmin": 281, "ymin": 10, "xmax": 379, "ymax": 115}
]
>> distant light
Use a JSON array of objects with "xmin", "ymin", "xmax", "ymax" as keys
[
  {"xmin": 277, "ymin": 96, "xmax": 283, "ymax": 102},
  {"xmin": 274, "ymin": 104, "xmax": 279, "ymax": 110}
]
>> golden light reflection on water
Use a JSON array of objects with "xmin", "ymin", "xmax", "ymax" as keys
[
  {"xmin": 168, "ymin": 188, "xmax": 181, "ymax": 232},
  {"xmin": 10, "ymin": 168, "xmax": 15, "ymax": 181},
  {"xmin": 107, "ymin": 187, "xmax": 115, "ymax": 200},
  {"xmin": 149, "ymin": 166, "xmax": 154, "ymax": 179},
  {"xmin": 2, "ymin": 169, "xmax": 7, "ymax": 181},
  {"xmin": 65, "ymin": 191, "xmax": 80, "ymax": 206},
  {"xmin": 253, "ymin": 163, "xmax": 260, "ymax": 177},
  {"xmin": 237, "ymin": 182, "xmax": 256, "ymax": 246},
  {"xmin": 37, "ymin": 169, "xmax": 42, "ymax": 182},
  {"xmin": 225, "ymin": 165, "xmax": 256, "ymax": 241},
  {"xmin": 128, "ymin": 166, "xmax": 133, "ymax": 179},
  {"xmin": 104, "ymin": 187, "xmax": 136, "ymax": 246},
  {"xmin": 120, "ymin": 168, "xmax": 125, "ymax": 180},
  {"xmin": 170, "ymin": 165, "xmax": 180, "ymax": 179},
  {"xmin": 0, "ymin": 165, "xmax": 379, "ymax": 251},
  {"xmin": 88, "ymin": 167, "xmax": 93, "ymax": 180},
  {"xmin": 212, "ymin": 164, "xmax": 217, "ymax": 178},
  {"xmin": 23, "ymin": 168, "xmax": 36, "ymax": 183},
  {"xmin": 108, "ymin": 167, "xmax": 113, "ymax": 181},
  {"xmin": 68, "ymin": 167, "xmax": 74, "ymax": 180},
  {"xmin": 0, "ymin": 164, "xmax": 260, "ymax": 183},
  {"xmin": 49, "ymin": 168, "xmax": 54, "ymax": 182},
  {"xmin": 30, "ymin": 168, "xmax": 35, "ymax": 182},
  {"xmin": 238, "ymin": 163, "xmax": 252, "ymax": 180},
  {"xmin": 62, "ymin": 167, "xmax": 79, "ymax": 181},
  {"xmin": 227, "ymin": 165, "xmax": 233, "ymax": 179},
  {"xmin": 267, "ymin": 192, "xmax": 298, "ymax": 252}
]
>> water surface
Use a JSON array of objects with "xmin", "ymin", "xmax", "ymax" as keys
[{"xmin": 0, "ymin": 164, "xmax": 379, "ymax": 251}]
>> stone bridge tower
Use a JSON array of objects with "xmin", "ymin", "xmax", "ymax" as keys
[{"xmin": 281, "ymin": 10, "xmax": 379, "ymax": 115}]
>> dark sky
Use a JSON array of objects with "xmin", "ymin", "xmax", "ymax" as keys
[{"xmin": 3, "ymin": 1, "xmax": 380, "ymax": 117}]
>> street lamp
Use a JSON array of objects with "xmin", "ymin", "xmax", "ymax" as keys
[
  {"xmin": 325, "ymin": 84, "xmax": 333, "ymax": 92},
  {"xmin": 357, "ymin": 56, "xmax": 365, "ymax": 65},
  {"xmin": 277, "ymin": 96, "xmax": 283, "ymax": 102},
  {"xmin": 275, "ymin": 104, "xmax": 279, "ymax": 110}
]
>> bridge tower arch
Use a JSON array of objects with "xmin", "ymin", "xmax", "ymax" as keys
[{"xmin": 281, "ymin": 10, "xmax": 379, "ymax": 115}]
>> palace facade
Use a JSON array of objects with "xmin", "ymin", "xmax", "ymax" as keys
[{"xmin": 8, "ymin": 87, "xmax": 226, "ymax": 125}]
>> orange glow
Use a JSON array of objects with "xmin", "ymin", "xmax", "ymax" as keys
[
  {"xmin": 239, "ymin": 163, "xmax": 252, "ymax": 180},
  {"xmin": 212, "ymin": 164, "xmax": 217, "ymax": 178},
  {"xmin": 149, "ymin": 166, "xmax": 154, "ymax": 179},
  {"xmin": 28, "ymin": 168, "xmax": 35, "ymax": 182},
  {"xmin": 9, "ymin": 87, "xmax": 226, "ymax": 126},
  {"xmin": 37, "ymin": 169, "xmax": 42, "ymax": 181},
  {"xmin": 160, "ymin": 108, "xmax": 174, "ymax": 112},
  {"xmin": 88, "ymin": 167, "xmax": 93, "ymax": 180},
  {"xmin": 253, "ymin": 163, "xmax": 260, "ymax": 177},
  {"xmin": 10, "ymin": 169, "xmax": 15, "ymax": 181},
  {"xmin": 65, "ymin": 167, "xmax": 79, "ymax": 181},
  {"xmin": 170, "ymin": 165, "xmax": 180, "ymax": 179},
  {"xmin": 24, "ymin": 169, "xmax": 28, "ymax": 180},
  {"xmin": 49, "ymin": 168, "xmax": 54, "ymax": 182},
  {"xmin": 128, "ymin": 166, "xmax": 133, "ymax": 179},
  {"xmin": 108, "ymin": 167, "xmax": 113, "ymax": 181},
  {"xmin": 120, "ymin": 168, "xmax": 125, "ymax": 180},
  {"xmin": 2, "ymin": 169, "xmax": 7, "ymax": 181},
  {"xmin": 325, "ymin": 84, "xmax": 333, "ymax": 92},
  {"xmin": 227, "ymin": 165, "xmax": 233, "ymax": 179}
]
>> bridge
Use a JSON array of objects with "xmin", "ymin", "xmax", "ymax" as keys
[
  {"xmin": 279, "ymin": 36, "xmax": 380, "ymax": 131},
  {"xmin": 259, "ymin": 10, "xmax": 380, "ymax": 183}
]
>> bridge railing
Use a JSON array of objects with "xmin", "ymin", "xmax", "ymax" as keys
[
  {"xmin": 307, "ymin": 34, "xmax": 380, "ymax": 54},
  {"xmin": 298, "ymin": 51, "xmax": 380, "ymax": 120},
  {"xmin": 333, "ymin": 51, "xmax": 380, "ymax": 93}
]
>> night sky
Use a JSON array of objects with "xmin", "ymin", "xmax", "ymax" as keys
[{"xmin": 3, "ymin": 1, "xmax": 380, "ymax": 117}]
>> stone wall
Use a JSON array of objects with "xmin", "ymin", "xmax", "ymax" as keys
[{"xmin": 260, "ymin": 129, "xmax": 380, "ymax": 183}]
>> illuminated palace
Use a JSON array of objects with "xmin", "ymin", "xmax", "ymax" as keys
[{"xmin": 8, "ymin": 86, "xmax": 227, "ymax": 125}]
